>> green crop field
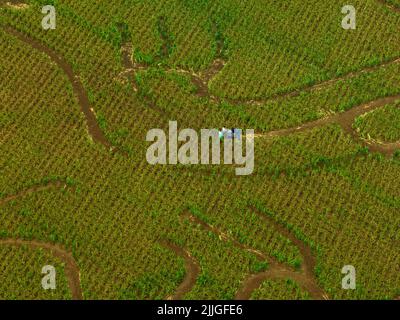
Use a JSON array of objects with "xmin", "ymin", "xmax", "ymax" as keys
[{"xmin": 0, "ymin": 0, "xmax": 399, "ymax": 301}]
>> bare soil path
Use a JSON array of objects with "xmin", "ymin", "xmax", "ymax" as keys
[
  {"xmin": 160, "ymin": 241, "xmax": 200, "ymax": 300},
  {"xmin": 181, "ymin": 211, "xmax": 328, "ymax": 300},
  {"xmin": 246, "ymin": 208, "xmax": 328, "ymax": 300},
  {"xmin": 0, "ymin": 238, "xmax": 82, "ymax": 299},
  {"xmin": 4, "ymin": 4, "xmax": 400, "ymax": 158},
  {"xmin": 235, "ymin": 57, "xmax": 400, "ymax": 106},
  {"xmin": 377, "ymin": 0, "xmax": 400, "ymax": 14},
  {"xmin": 120, "ymin": 31, "xmax": 400, "ymax": 155},
  {"xmin": 0, "ymin": 181, "xmax": 82, "ymax": 299},
  {"xmin": 0, "ymin": 180, "xmax": 68, "ymax": 206},
  {"xmin": 247, "ymin": 94, "xmax": 400, "ymax": 156},
  {"xmin": 2, "ymin": 27, "xmax": 114, "ymax": 151}
]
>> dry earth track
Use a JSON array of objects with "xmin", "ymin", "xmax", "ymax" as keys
[
  {"xmin": 0, "ymin": 181, "xmax": 82, "ymax": 299},
  {"xmin": 160, "ymin": 241, "xmax": 200, "ymax": 300},
  {"xmin": 248, "ymin": 94, "xmax": 400, "ymax": 156},
  {"xmin": 120, "ymin": 32, "xmax": 400, "ymax": 155},
  {"xmin": 0, "ymin": 238, "xmax": 82, "ymax": 299},
  {"xmin": 0, "ymin": 180, "xmax": 69, "ymax": 206},
  {"xmin": 4, "ymin": 25, "xmax": 399, "ymax": 157},
  {"xmin": 2, "ymin": 26, "xmax": 115, "ymax": 151},
  {"xmin": 2, "ymin": 6, "xmax": 400, "ymax": 299},
  {"xmin": 181, "ymin": 211, "xmax": 328, "ymax": 300}
]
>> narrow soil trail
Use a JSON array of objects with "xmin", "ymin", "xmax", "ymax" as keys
[
  {"xmin": 0, "ymin": 182, "xmax": 82, "ymax": 299},
  {"xmin": 132, "ymin": 53, "xmax": 400, "ymax": 108},
  {"xmin": 119, "ymin": 41, "xmax": 173, "ymax": 119},
  {"xmin": 122, "ymin": 34, "xmax": 400, "ymax": 156},
  {"xmin": 248, "ymin": 208, "xmax": 328, "ymax": 300},
  {"xmin": 3, "ymin": 27, "xmax": 114, "ymax": 151},
  {"xmin": 247, "ymin": 93, "xmax": 400, "ymax": 156},
  {"xmin": 377, "ymin": 0, "xmax": 400, "ymax": 14},
  {"xmin": 160, "ymin": 241, "xmax": 200, "ymax": 300},
  {"xmin": 0, "ymin": 180, "xmax": 69, "ymax": 206},
  {"xmin": 235, "ymin": 57, "xmax": 400, "ymax": 106},
  {"xmin": 338, "ymin": 95, "xmax": 400, "ymax": 155},
  {"xmin": 167, "ymin": 59, "xmax": 226, "ymax": 102},
  {"xmin": 181, "ymin": 211, "xmax": 328, "ymax": 300},
  {"xmin": 0, "ymin": 238, "xmax": 82, "ymax": 300}
]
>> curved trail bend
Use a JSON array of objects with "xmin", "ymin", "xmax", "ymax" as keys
[
  {"xmin": 160, "ymin": 241, "xmax": 200, "ymax": 300},
  {"xmin": 181, "ymin": 211, "xmax": 328, "ymax": 300},
  {"xmin": 240, "ymin": 208, "xmax": 328, "ymax": 300},
  {"xmin": 235, "ymin": 57, "xmax": 400, "ymax": 106},
  {"xmin": 121, "ymin": 35, "xmax": 400, "ymax": 155},
  {"xmin": 0, "ymin": 238, "xmax": 82, "ymax": 300},
  {"xmin": 247, "ymin": 93, "xmax": 400, "ymax": 156},
  {"xmin": 4, "ymin": 8, "xmax": 400, "ymax": 158},
  {"xmin": 0, "ymin": 182, "xmax": 82, "ymax": 299},
  {"xmin": 3, "ymin": 27, "xmax": 115, "ymax": 151}
]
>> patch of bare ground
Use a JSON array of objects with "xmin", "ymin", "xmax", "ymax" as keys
[
  {"xmin": 160, "ymin": 241, "xmax": 200, "ymax": 300},
  {"xmin": 181, "ymin": 211, "xmax": 328, "ymax": 300},
  {"xmin": 0, "ymin": 238, "xmax": 82, "ymax": 299}
]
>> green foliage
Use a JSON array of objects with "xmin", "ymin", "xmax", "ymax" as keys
[{"xmin": 1, "ymin": 0, "xmax": 399, "ymax": 301}]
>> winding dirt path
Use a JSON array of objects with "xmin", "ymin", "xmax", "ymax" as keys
[
  {"xmin": 127, "ymin": 45, "xmax": 400, "ymax": 109},
  {"xmin": 160, "ymin": 241, "xmax": 200, "ymax": 300},
  {"xmin": 116, "ymin": 16, "xmax": 400, "ymax": 156},
  {"xmin": 2, "ymin": 27, "xmax": 115, "ymax": 151},
  {"xmin": 0, "ymin": 182, "xmax": 82, "ymax": 299},
  {"xmin": 246, "ymin": 208, "xmax": 328, "ymax": 300},
  {"xmin": 122, "ymin": 32, "xmax": 400, "ymax": 155},
  {"xmin": 0, "ymin": 180, "xmax": 69, "ymax": 206},
  {"xmin": 181, "ymin": 211, "xmax": 328, "ymax": 300},
  {"xmin": 0, "ymin": 238, "xmax": 82, "ymax": 299},
  {"xmin": 247, "ymin": 93, "xmax": 400, "ymax": 156},
  {"xmin": 234, "ymin": 57, "xmax": 400, "ymax": 106},
  {"xmin": 5, "ymin": 7, "xmax": 399, "ymax": 158}
]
